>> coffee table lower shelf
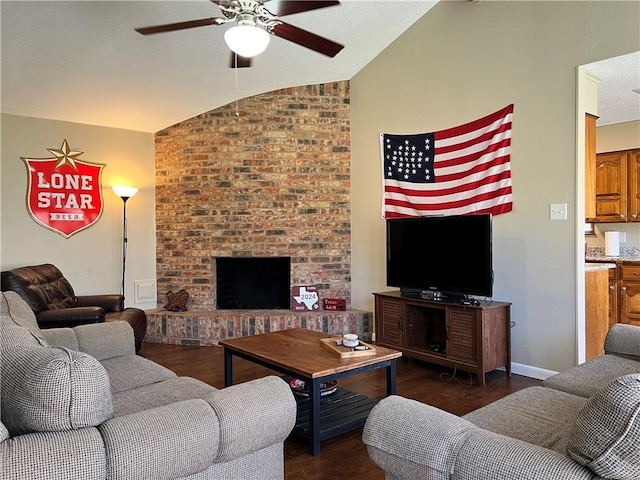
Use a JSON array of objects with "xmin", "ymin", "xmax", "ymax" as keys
[{"xmin": 290, "ymin": 386, "xmax": 378, "ymax": 442}]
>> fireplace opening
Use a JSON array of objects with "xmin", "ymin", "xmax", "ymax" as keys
[{"xmin": 215, "ymin": 257, "xmax": 291, "ymax": 309}]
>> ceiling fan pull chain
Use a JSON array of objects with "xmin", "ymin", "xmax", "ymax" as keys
[{"xmin": 234, "ymin": 53, "xmax": 240, "ymax": 117}]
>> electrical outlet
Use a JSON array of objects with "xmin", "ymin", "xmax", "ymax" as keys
[
  {"xmin": 619, "ymin": 232, "xmax": 627, "ymax": 243},
  {"xmin": 550, "ymin": 203, "xmax": 568, "ymax": 220}
]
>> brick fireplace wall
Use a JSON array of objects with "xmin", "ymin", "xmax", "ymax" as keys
[{"xmin": 154, "ymin": 81, "xmax": 352, "ymax": 312}]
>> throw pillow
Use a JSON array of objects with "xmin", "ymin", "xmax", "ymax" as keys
[
  {"xmin": 1, "ymin": 345, "xmax": 113, "ymax": 436},
  {"xmin": 567, "ymin": 373, "xmax": 640, "ymax": 479}
]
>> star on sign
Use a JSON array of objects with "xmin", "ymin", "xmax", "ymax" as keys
[{"xmin": 48, "ymin": 139, "xmax": 84, "ymax": 169}]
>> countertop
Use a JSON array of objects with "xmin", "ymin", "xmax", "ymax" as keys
[
  {"xmin": 586, "ymin": 247, "xmax": 640, "ymax": 264},
  {"xmin": 585, "ymin": 262, "xmax": 616, "ymax": 272}
]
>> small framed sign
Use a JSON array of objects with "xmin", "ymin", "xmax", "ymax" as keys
[
  {"xmin": 323, "ymin": 298, "xmax": 346, "ymax": 311},
  {"xmin": 291, "ymin": 285, "xmax": 320, "ymax": 311}
]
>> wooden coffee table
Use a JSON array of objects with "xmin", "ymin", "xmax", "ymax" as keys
[{"xmin": 219, "ymin": 328, "xmax": 402, "ymax": 455}]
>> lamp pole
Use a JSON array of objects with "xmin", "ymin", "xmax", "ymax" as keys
[{"xmin": 112, "ymin": 186, "xmax": 138, "ymax": 299}]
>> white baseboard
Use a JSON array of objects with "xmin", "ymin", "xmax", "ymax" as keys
[{"xmin": 509, "ymin": 362, "xmax": 558, "ymax": 381}]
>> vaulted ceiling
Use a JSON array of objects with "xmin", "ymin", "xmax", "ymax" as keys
[
  {"xmin": 2, "ymin": 1, "xmax": 637, "ymax": 134},
  {"xmin": 1, "ymin": 0, "xmax": 438, "ymax": 133}
]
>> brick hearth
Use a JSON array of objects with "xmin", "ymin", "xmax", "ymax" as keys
[{"xmin": 145, "ymin": 309, "xmax": 372, "ymax": 346}]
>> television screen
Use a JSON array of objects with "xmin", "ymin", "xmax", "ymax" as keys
[{"xmin": 386, "ymin": 214, "xmax": 493, "ymax": 299}]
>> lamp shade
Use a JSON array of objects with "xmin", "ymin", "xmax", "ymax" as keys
[
  {"xmin": 224, "ymin": 25, "xmax": 270, "ymax": 57},
  {"xmin": 112, "ymin": 186, "xmax": 139, "ymax": 199}
]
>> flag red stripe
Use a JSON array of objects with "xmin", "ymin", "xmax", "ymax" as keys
[
  {"xmin": 435, "ymin": 121, "xmax": 512, "ymax": 156},
  {"xmin": 435, "ymin": 153, "xmax": 511, "ymax": 183},
  {"xmin": 385, "ymin": 169, "xmax": 512, "ymax": 198},
  {"xmin": 385, "ymin": 185, "xmax": 513, "ymax": 212},
  {"xmin": 434, "ymin": 104, "xmax": 514, "ymax": 141},
  {"xmin": 435, "ymin": 139, "xmax": 511, "ymax": 171}
]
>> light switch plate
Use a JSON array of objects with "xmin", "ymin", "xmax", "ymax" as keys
[{"xmin": 550, "ymin": 203, "xmax": 568, "ymax": 220}]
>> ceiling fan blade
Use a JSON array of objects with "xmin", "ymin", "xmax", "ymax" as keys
[
  {"xmin": 229, "ymin": 53, "xmax": 252, "ymax": 68},
  {"xmin": 271, "ymin": 22, "xmax": 343, "ymax": 57},
  {"xmin": 135, "ymin": 17, "xmax": 224, "ymax": 35},
  {"xmin": 264, "ymin": 1, "xmax": 340, "ymax": 17},
  {"xmin": 209, "ymin": 0, "xmax": 237, "ymax": 8}
]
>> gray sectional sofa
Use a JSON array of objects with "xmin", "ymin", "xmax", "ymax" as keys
[
  {"xmin": 363, "ymin": 323, "xmax": 640, "ymax": 480},
  {"xmin": 0, "ymin": 291, "xmax": 297, "ymax": 479}
]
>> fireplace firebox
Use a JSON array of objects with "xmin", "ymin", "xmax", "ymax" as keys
[{"xmin": 215, "ymin": 257, "xmax": 291, "ymax": 309}]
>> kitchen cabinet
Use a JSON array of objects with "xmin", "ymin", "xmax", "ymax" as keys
[
  {"xmin": 585, "ymin": 267, "xmax": 610, "ymax": 360},
  {"xmin": 620, "ymin": 264, "xmax": 640, "ymax": 326},
  {"xmin": 373, "ymin": 291, "xmax": 511, "ymax": 386},
  {"xmin": 589, "ymin": 149, "xmax": 640, "ymax": 223},
  {"xmin": 609, "ymin": 266, "xmax": 619, "ymax": 328},
  {"xmin": 585, "ymin": 114, "xmax": 597, "ymax": 219}
]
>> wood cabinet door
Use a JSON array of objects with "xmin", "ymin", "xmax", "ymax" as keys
[
  {"xmin": 620, "ymin": 282, "xmax": 640, "ymax": 327},
  {"xmin": 609, "ymin": 280, "xmax": 619, "ymax": 328},
  {"xmin": 377, "ymin": 297, "xmax": 404, "ymax": 347},
  {"xmin": 446, "ymin": 308, "xmax": 476, "ymax": 363},
  {"xmin": 595, "ymin": 151, "xmax": 627, "ymax": 222},
  {"xmin": 627, "ymin": 149, "xmax": 640, "ymax": 221}
]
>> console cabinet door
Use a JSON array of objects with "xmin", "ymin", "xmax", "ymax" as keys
[
  {"xmin": 446, "ymin": 308, "xmax": 477, "ymax": 364},
  {"xmin": 377, "ymin": 296, "xmax": 404, "ymax": 347}
]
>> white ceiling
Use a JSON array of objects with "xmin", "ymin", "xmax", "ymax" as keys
[
  {"xmin": 583, "ymin": 51, "xmax": 640, "ymax": 127},
  {"xmin": 2, "ymin": 2, "xmax": 638, "ymax": 133},
  {"xmin": 0, "ymin": 0, "xmax": 438, "ymax": 133}
]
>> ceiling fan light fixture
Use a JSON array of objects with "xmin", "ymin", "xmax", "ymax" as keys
[{"xmin": 224, "ymin": 25, "xmax": 270, "ymax": 58}]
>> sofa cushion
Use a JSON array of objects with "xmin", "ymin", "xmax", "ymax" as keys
[
  {"xmin": 1, "ymin": 345, "xmax": 113, "ymax": 435},
  {"xmin": 112, "ymin": 376, "xmax": 217, "ymax": 416},
  {"xmin": 567, "ymin": 373, "xmax": 640, "ymax": 479},
  {"xmin": 101, "ymin": 355, "xmax": 177, "ymax": 393},
  {"xmin": 543, "ymin": 354, "xmax": 640, "ymax": 398},
  {"xmin": 0, "ymin": 291, "xmax": 48, "ymax": 346},
  {"xmin": 463, "ymin": 386, "xmax": 587, "ymax": 455}
]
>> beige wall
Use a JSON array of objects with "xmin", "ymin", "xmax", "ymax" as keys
[
  {"xmin": 597, "ymin": 120, "xmax": 640, "ymax": 153},
  {"xmin": 0, "ymin": 114, "xmax": 156, "ymax": 309},
  {"xmin": 351, "ymin": 1, "xmax": 640, "ymax": 375}
]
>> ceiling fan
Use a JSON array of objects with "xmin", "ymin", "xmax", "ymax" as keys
[{"xmin": 135, "ymin": 0, "xmax": 344, "ymax": 68}]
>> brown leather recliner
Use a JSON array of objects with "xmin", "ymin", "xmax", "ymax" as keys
[{"xmin": 1, "ymin": 263, "xmax": 147, "ymax": 352}]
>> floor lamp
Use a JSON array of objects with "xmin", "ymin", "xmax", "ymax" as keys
[{"xmin": 112, "ymin": 186, "xmax": 139, "ymax": 298}]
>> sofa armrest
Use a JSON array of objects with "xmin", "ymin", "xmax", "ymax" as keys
[
  {"xmin": 206, "ymin": 375, "xmax": 297, "ymax": 463},
  {"xmin": 77, "ymin": 294, "xmax": 124, "ymax": 312},
  {"xmin": 605, "ymin": 323, "xmax": 640, "ymax": 358},
  {"xmin": 36, "ymin": 307, "xmax": 105, "ymax": 328},
  {"xmin": 0, "ymin": 427, "xmax": 107, "ymax": 480},
  {"xmin": 99, "ymin": 399, "xmax": 219, "ymax": 479},
  {"xmin": 363, "ymin": 396, "xmax": 596, "ymax": 480}
]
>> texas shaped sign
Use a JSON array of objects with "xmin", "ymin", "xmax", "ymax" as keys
[{"xmin": 22, "ymin": 140, "xmax": 105, "ymax": 238}]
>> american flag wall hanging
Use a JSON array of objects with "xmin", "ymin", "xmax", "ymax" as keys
[{"xmin": 381, "ymin": 104, "xmax": 514, "ymax": 218}]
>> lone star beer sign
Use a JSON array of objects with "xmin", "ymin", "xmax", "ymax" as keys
[{"xmin": 21, "ymin": 139, "xmax": 105, "ymax": 238}]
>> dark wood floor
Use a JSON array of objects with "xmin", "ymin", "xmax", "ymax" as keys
[{"xmin": 139, "ymin": 341, "xmax": 541, "ymax": 480}]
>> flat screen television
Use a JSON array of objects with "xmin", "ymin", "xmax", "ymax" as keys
[{"xmin": 386, "ymin": 214, "xmax": 493, "ymax": 300}]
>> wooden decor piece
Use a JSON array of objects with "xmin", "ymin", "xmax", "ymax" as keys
[{"xmin": 320, "ymin": 337, "xmax": 377, "ymax": 358}]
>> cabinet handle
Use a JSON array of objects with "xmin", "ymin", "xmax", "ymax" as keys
[{"xmin": 633, "ymin": 215, "xmax": 638, "ymax": 219}]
